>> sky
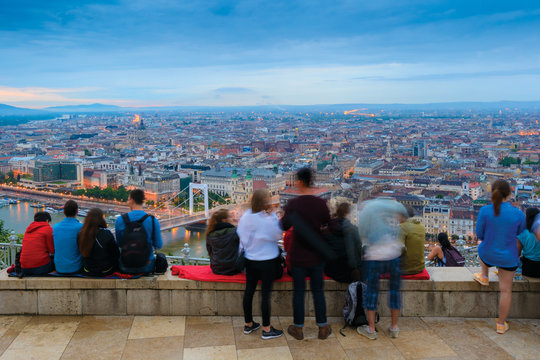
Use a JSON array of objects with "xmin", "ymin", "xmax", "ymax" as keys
[{"xmin": 1, "ymin": 0, "xmax": 540, "ymax": 108}]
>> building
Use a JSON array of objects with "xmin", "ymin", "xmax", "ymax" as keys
[
  {"xmin": 278, "ymin": 187, "xmax": 331, "ymax": 208},
  {"xmin": 462, "ymin": 182, "xmax": 482, "ymax": 200},
  {"xmin": 412, "ymin": 140, "xmax": 427, "ymax": 158},
  {"xmin": 33, "ymin": 160, "xmax": 83, "ymax": 185},
  {"xmin": 144, "ymin": 173, "xmax": 181, "ymax": 202},
  {"xmin": 449, "ymin": 209, "xmax": 475, "ymax": 239},
  {"xmin": 422, "ymin": 205, "xmax": 450, "ymax": 235},
  {"xmin": 354, "ymin": 160, "xmax": 384, "ymax": 175},
  {"xmin": 83, "ymin": 169, "xmax": 117, "ymax": 189}
]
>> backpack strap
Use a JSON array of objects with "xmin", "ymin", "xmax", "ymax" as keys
[
  {"xmin": 121, "ymin": 213, "xmax": 131, "ymax": 226},
  {"xmin": 150, "ymin": 215, "xmax": 155, "ymax": 243},
  {"xmin": 136, "ymin": 214, "xmax": 150, "ymax": 224}
]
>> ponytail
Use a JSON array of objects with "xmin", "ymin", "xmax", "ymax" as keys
[{"xmin": 491, "ymin": 180, "xmax": 511, "ymax": 216}]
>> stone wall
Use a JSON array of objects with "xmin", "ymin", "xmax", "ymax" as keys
[{"xmin": 1, "ymin": 267, "xmax": 539, "ymax": 318}]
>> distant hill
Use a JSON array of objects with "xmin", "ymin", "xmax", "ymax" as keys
[
  {"xmin": 0, "ymin": 103, "xmax": 49, "ymax": 116},
  {"xmin": 0, "ymin": 104, "xmax": 55, "ymax": 126},
  {"xmin": 45, "ymin": 103, "xmax": 122, "ymax": 113}
]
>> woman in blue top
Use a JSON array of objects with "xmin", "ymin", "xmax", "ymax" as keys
[
  {"xmin": 518, "ymin": 208, "xmax": 540, "ymax": 278},
  {"xmin": 475, "ymin": 180, "xmax": 526, "ymax": 334}
]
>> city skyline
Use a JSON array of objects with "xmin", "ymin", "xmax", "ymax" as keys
[{"xmin": 1, "ymin": 1, "xmax": 540, "ymax": 108}]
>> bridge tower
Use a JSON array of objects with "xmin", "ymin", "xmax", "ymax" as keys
[{"xmin": 189, "ymin": 183, "xmax": 209, "ymax": 217}]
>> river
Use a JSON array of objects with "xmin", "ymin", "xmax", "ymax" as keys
[{"xmin": 0, "ymin": 200, "xmax": 208, "ymax": 258}]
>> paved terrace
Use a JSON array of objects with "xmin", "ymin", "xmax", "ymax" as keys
[{"xmin": 0, "ymin": 315, "xmax": 539, "ymax": 360}]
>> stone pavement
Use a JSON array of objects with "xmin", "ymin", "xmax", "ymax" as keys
[{"xmin": 0, "ymin": 315, "xmax": 538, "ymax": 360}]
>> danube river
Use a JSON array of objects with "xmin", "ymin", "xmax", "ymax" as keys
[{"xmin": 0, "ymin": 200, "xmax": 208, "ymax": 258}]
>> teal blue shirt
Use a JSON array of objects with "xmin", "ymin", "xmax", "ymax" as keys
[
  {"xmin": 53, "ymin": 217, "xmax": 83, "ymax": 273},
  {"xmin": 518, "ymin": 230, "xmax": 540, "ymax": 262}
]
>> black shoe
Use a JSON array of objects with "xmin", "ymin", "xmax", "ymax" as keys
[
  {"xmin": 244, "ymin": 322, "xmax": 261, "ymax": 335},
  {"xmin": 261, "ymin": 326, "xmax": 284, "ymax": 340}
]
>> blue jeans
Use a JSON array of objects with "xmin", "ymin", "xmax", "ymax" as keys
[
  {"xmin": 363, "ymin": 258, "xmax": 401, "ymax": 311},
  {"xmin": 291, "ymin": 264, "xmax": 327, "ymax": 327},
  {"xmin": 22, "ymin": 261, "xmax": 54, "ymax": 276}
]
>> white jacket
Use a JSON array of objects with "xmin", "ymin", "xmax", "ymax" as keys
[{"xmin": 237, "ymin": 210, "xmax": 282, "ymax": 261}]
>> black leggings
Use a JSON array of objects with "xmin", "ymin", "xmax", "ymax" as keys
[{"xmin": 243, "ymin": 258, "xmax": 276, "ymax": 327}]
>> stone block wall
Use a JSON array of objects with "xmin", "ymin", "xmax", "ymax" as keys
[{"xmin": 0, "ymin": 267, "xmax": 539, "ymax": 318}]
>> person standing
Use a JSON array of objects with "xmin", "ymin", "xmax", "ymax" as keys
[
  {"xmin": 115, "ymin": 189, "xmax": 162, "ymax": 274},
  {"xmin": 20, "ymin": 211, "xmax": 55, "ymax": 275},
  {"xmin": 356, "ymin": 198, "xmax": 408, "ymax": 340},
  {"xmin": 238, "ymin": 189, "xmax": 284, "ymax": 340},
  {"xmin": 475, "ymin": 180, "xmax": 526, "ymax": 334},
  {"xmin": 79, "ymin": 208, "xmax": 120, "ymax": 277},
  {"xmin": 53, "ymin": 200, "xmax": 83, "ymax": 274},
  {"xmin": 281, "ymin": 167, "xmax": 332, "ymax": 340}
]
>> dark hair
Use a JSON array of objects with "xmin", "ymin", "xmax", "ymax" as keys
[
  {"xmin": 491, "ymin": 180, "xmax": 511, "ymax": 216},
  {"xmin": 525, "ymin": 207, "xmax": 540, "ymax": 231},
  {"xmin": 34, "ymin": 211, "xmax": 51, "ymax": 222},
  {"xmin": 296, "ymin": 167, "xmax": 313, "ymax": 187},
  {"xmin": 63, "ymin": 200, "xmax": 78, "ymax": 217},
  {"xmin": 437, "ymin": 232, "xmax": 451, "ymax": 250},
  {"xmin": 129, "ymin": 189, "xmax": 145, "ymax": 205},
  {"xmin": 405, "ymin": 205, "xmax": 415, "ymax": 218},
  {"xmin": 335, "ymin": 203, "xmax": 351, "ymax": 218},
  {"xmin": 206, "ymin": 209, "xmax": 229, "ymax": 236},
  {"xmin": 251, "ymin": 189, "xmax": 269, "ymax": 213},
  {"xmin": 78, "ymin": 208, "xmax": 107, "ymax": 258}
]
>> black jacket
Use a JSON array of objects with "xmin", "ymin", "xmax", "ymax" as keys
[
  {"xmin": 325, "ymin": 218, "xmax": 363, "ymax": 283},
  {"xmin": 206, "ymin": 222, "xmax": 240, "ymax": 275},
  {"xmin": 81, "ymin": 228, "xmax": 120, "ymax": 276}
]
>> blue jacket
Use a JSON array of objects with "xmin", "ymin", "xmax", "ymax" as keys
[
  {"xmin": 53, "ymin": 217, "xmax": 83, "ymax": 273},
  {"xmin": 115, "ymin": 210, "xmax": 163, "ymax": 271},
  {"xmin": 476, "ymin": 202, "xmax": 526, "ymax": 268}
]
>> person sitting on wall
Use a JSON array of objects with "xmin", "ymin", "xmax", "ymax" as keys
[
  {"xmin": 53, "ymin": 200, "xmax": 83, "ymax": 274},
  {"xmin": 206, "ymin": 209, "xmax": 241, "ymax": 275},
  {"xmin": 518, "ymin": 208, "xmax": 540, "ymax": 278},
  {"xmin": 20, "ymin": 211, "xmax": 55, "ymax": 276},
  {"xmin": 115, "ymin": 189, "xmax": 162, "ymax": 274},
  {"xmin": 400, "ymin": 205, "xmax": 426, "ymax": 275}
]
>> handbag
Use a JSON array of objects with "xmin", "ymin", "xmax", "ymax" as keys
[
  {"xmin": 274, "ymin": 248, "xmax": 286, "ymax": 279},
  {"xmin": 154, "ymin": 253, "xmax": 169, "ymax": 274}
]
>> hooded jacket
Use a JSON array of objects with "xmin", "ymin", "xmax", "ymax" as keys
[
  {"xmin": 206, "ymin": 222, "xmax": 240, "ymax": 275},
  {"xmin": 20, "ymin": 221, "xmax": 54, "ymax": 269}
]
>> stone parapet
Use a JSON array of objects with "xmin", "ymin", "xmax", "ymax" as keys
[{"xmin": 1, "ymin": 267, "xmax": 539, "ymax": 318}]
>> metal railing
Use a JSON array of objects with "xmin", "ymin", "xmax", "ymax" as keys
[
  {"xmin": 165, "ymin": 243, "xmax": 211, "ymax": 266},
  {"xmin": 0, "ymin": 232, "xmax": 22, "ymax": 270}
]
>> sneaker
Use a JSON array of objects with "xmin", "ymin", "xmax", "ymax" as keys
[
  {"xmin": 243, "ymin": 322, "xmax": 261, "ymax": 335},
  {"xmin": 287, "ymin": 325, "xmax": 304, "ymax": 340},
  {"xmin": 473, "ymin": 273, "xmax": 489, "ymax": 286},
  {"xmin": 496, "ymin": 321, "xmax": 509, "ymax": 334},
  {"xmin": 357, "ymin": 325, "xmax": 378, "ymax": 340},
  {"xmin": 388, "ymin": 326, "xmax": 399, "ymax": 338},
  {"xmin": 261, "ymin": 326, "xmax": 284, "ymax": 340},
  {"xmin": 318, "ymin": 325, "xmax": 332, "ymax": 340}
]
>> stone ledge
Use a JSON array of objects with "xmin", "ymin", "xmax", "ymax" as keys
[{"xmin": 1, "ymin": 268, "xmax": 538, "ymax": 318}]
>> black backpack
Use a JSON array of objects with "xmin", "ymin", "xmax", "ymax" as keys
[
  {"xmin": 339, "ymin": 281, "xmax": 379, "ymax": 336},
  {"xmin": 120, "ymin": 213, "xmax": 154, "ymax": 268}
]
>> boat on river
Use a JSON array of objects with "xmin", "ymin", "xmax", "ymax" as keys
[{"xmin": 30, "ymin": 203, "xmax": 46, "ymax": 208}]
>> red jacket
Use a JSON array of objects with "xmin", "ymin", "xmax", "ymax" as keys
[{"xmin": 20, "ymin": 221, "xmax": 54, "ymax": 269}]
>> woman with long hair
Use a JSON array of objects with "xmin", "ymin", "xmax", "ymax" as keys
[
  {"xmin": 78, "ymin": 208, "xmax": 119, "ymax": 276},
  {"xmin": 427, "ymin": 233, "xmax": 463, "ymax": 267},
  {"xmin": 518, "ymin": 207, "xmax": 540, "ymax": 278},
  {"xmin": 475, "ymin": 180, "xmax": 526, "ymax": 334},
  {"xmin": 206, "ymin": 209, "xmax": 240, "ymax": 275},
  {"xmin": 237, "ymin": 189, "xmax": 283, "ymax": 340}
]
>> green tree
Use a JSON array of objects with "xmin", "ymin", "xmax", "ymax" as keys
[
  {"xmin": 84, "ymin": 149, "xmax": 91, "ymax": 156},
  {"xmin": 0, "ymin": 220, "xmax": 10, "ymax": 242}
]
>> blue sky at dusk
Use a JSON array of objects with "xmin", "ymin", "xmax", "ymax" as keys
[{"xmin": 1, "ymin": 0, "xmax": 539, "ymax": 107}]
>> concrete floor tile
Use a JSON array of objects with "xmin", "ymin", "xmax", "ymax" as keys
[
  {"xmin": 61, "ymin": 328, "xmax": 130, "ymax": 360},
  {"xmin": 346, "ymin": 346, "xmax": 405, "ymax": 360},
  {"xmin": 121, "ymin": 336, "xmax": 183, "ymax": 360},
  {"xmin": 7, "ymin": 321, "xmax": 79, "ymax": 349},
  {"xmin": 186, "ymin": 316, "xmax": 232, "ymax": 325},
  {"xmin": 77, "ymin": 316, "xmax": 134, "ymax": 332},
  {"xmin": 288, "ymin": 338, "xmax": 348, "ymax": 360},
  {"xmin": 183, "ymin": 345, "xmax": 237, "ymax": 360},
  {"xmin": 183, "ymin": 322, "xmax": 235, "ymax": 348},
  {"xmin": 0, "ymin": 345, "xmax": 67, "ymax": 360},
  {"xmin": 332, "ymin": 323, "xmax": 394, "ymax": 350},
  {"xmin": 237, "ymin": 346, "xmax": 293, "ymax": 360},
  {"xmin": 128, "ymin": 316, "xmax": 186, "ymax": 339},
  {"xmin": 390, "ymin": 330, "xmax": 457, "ymax": 360}
]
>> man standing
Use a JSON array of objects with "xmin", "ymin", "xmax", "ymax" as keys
[
  {"xmin": 281, "ymin": 167, "xmax": 332, "ymax": 340},
  {"xmin": 53, "ymin": 200, "xmax": 83, "ymax": 274},
  {"xmin": 115, "ymin": 189, "xmax": 162, "ymax": 274}
]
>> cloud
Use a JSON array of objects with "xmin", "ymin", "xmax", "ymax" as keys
[{"xmin": 213, "ymin": 87, "xmax": 255, "ymax": 94}]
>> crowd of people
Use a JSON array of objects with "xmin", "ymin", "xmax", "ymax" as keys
[
  {"xmin": 19, "ymin": 189, "xmax": 163, "ymax": 277},
  {"xmin": 17, "ymin": 169, "xmax": 540, "ymax": 339}
]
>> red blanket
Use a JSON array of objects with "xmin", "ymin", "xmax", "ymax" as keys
[
  {"xmin": 381, "ymin": 268, "xmax": 430, "ymax": 280},
  {"xmin": 170, "ymin": 265, "xmax": 335, "ymax": 283}
]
